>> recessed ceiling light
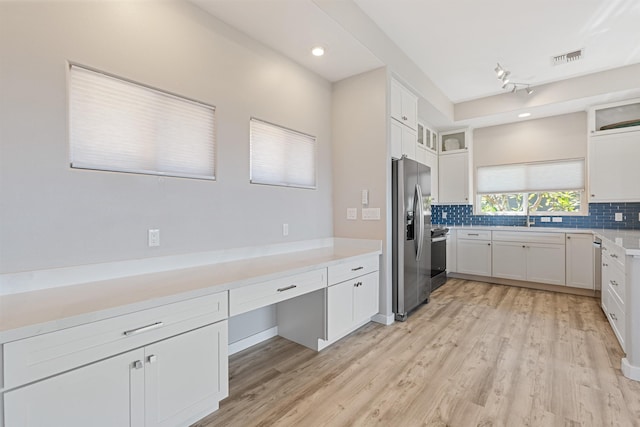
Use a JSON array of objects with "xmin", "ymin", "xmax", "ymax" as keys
[
  {"xmin": 518, "ymin": 112, "xmax": 531, "ymax": 118},
  {"xmin": 311, "ymin": 46, "xmax": 325, "ymax": 57}
]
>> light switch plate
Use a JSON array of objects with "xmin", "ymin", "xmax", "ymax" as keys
[
  {"xmin": 552, "ymin": 217, "xmax": 562, "ymax": 223},
  {"xmin": 442, "ymin": 212, "xmax": 447, "ymax": 219},
  {"xmin": 148, "ymin": 229, "xmax": 160, "ymax": 247},
  {"xmin": 615, "ymin": 212, "xmax": 623, "ymax": 222},
  {"xmin": 362, "ymin": 208, "xmax": 381, "ymax": 220},
  {"xmin": 282, "ymin": 223, "xmax": 289, "ymax": 236},
  {"xmin": 347, "ymin": 208, "xmax": 357, "ymax": 220},
  {"xmin": 361, "ymin": 189, "xmax": 369, "ymax": 206}
]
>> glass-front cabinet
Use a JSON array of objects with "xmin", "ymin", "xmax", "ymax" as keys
[
  {"xmin": 439, "ymin": 129, "xmax": 468, "ymax": 154},
  {"xmin": 417, "ymin": 121, "xmax": 437, "ymax": 153},
  {"xmin": 589, "ymin": 98, "xmax": 640, "ymax": 136}
]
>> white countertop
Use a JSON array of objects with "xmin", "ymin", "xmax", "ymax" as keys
[
  {"xmin": 445, "ymin": 225, "xmax": 640, "ymax": 255},
  {"xmin": 0, "ymin": 239, "xmax": 381, "ymax": 343}
]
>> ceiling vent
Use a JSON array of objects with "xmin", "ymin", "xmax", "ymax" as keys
[{"xmin": 551, "ymin": 48, "xmax": 584, "ymax": 65}]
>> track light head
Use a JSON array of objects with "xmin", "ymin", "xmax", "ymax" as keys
[
  {"xmin": 495, "ymin": 63, "xmax": 505, "ymax": 77},
  {"xmin": 511, "ymin": 85, "xmax": 517, "ymax": 93},
  {"xmin": 526, "ymin": 86, "xmax": 534, "ymax": 95}
]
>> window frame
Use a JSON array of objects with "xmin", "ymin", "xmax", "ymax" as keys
[{"xmin": 475, "ymin": 191, "xmax": 587, "ymax": 216}]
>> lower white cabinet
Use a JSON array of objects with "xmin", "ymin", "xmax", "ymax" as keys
[
  {"xmin": 4, "ymin": 322, "xmax": 228, "ymax": 427},
  {"xmin": 456, "ymin": 239, "xmax": 492, "ymax": 276},
  {"xmin": 327, "ymin": 272, "xmax": 378, "ymax": 342},
  {"xmin": 565, "ymin": 233, "xmax": 594, "ymax": 289},
  {"xmin": 526, "ymin": 244, "xmax": 565, "ymax": 286},
  {"xmin": 492, "ymin": 241, "xmax": 526, "ymax": 280}
]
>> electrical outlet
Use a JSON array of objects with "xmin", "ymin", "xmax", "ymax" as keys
[
  {"xmin": 615, "ymin": 212, "xmax": 623, "ymax": 222},
  {"xmin": 552, "ymin": 217, "xmax": 562, "ymax": 223},
  {"xmin": 361, "ymin": 189, "xmax": 369, "ymax": 206},
  {"xmin": 347, "ymin": 208, "xmax": 357, "ymax": 220},
  {"xmin": 148, "ymin": 229, "xmax": 160, "ymax": 247},
  {"xmin": 282, "ymin": 223, "xmax": 289, "ymax": 236},
  {"xmin": 442, "ymin": 212, "xmax": 447, "ymax": 219},
  {"xmin": 541, "ymin": 217, "xmax": 551, "ymax": 223}
]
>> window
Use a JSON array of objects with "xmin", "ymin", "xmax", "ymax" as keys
[
  {"xmin": 69, "ymin": 65, "xmax": 215, "ymax": 180},
  {"xmin": 477, "ymin": 159, "xmax": 585, "ymax": 215},
  {"xmin": 250, "ymin": 118, "xmax": 316, "ymax": 189}
]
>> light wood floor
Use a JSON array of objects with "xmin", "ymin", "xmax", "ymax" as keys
[{"xmin": 194, "ymin": 279, "xmax": 640, "ymax": 427}]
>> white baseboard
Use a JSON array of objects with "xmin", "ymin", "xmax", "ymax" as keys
[
  {"xmin": 228, "ymin": 326, "xmax": 278, "ymax": 355},
  {"xmin": 622, "ymin": 358, "xmax": 640, "ymax": 381},
  {"xmin": 372, "ymin": 313, "xmax": 394, "ymax": 326}
]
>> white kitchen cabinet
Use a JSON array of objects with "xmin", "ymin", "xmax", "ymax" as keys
[
  {"xmin": 492, "ymin": 241, "xmax": 527, "ymax": 281},
  {"xmin": 457, "ymin": 238, "xmax": 492, "ymax": 276},
  {"xmin": 327, "ymin": 272, "xmax": 379, "ymax": 342},
  {"xmin": 417, "ymin": 121, "xmax": 438, "ymax": 153},
  {"xmin": 391, "ymin": 119, "xmax": 417, "ymax": 160},
  {"xmin": 416, "ymin": 148, "xmax": 439, "ymax": 203},
  {"xmin": 589, "ymin": 98, "xmax": 640, "ymax": 136},
  {"xmin": 526, "ymin": 244, "xmax": 566, "ymax": 286},
  {"xmin": 4, "ymin": 322, "xmax": 228, "ymax": 427},
  {"xmin": 438, "ymin": 152, "xmax": 469, "ymax": 204},
  {"xmin": 446, "ymin": 229, "xmax": 456, "ymax": 273},
  {"xmin": 391, "ymin": 79, "xmax": 417, "ymax": 130},
  {"xmin": 589, "ymin": 131, "xmax": 640, "ymax": 202},
  {"xmin": 565, "ymin": 233, "xmax": 594, "ymax": 289},
  {"xmin": 439, "ymin": 129, "xmax": 469, "ymax": 154}
]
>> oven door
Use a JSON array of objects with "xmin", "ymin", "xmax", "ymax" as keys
[{"xmin": 431, "ymin": 236, "xmax": 447, "ymax": 278}]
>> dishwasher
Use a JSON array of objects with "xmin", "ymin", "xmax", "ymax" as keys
[{"xmin": 593, "ymin": 237, "xmax": 602, "ymax": 292}]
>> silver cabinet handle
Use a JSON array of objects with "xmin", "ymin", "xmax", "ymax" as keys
[
  {"xmin": 567, "ymin": 236, "xmax": 571, "ymax": 239},
  {"xmin": 611, "ymin": 253, "xmax": 618, "ymax": 259},
  {"xmin": 277, "ymin": 285, "xmax": 297, "ymax": 292},
  {"xmin": 124, "ymin": 321, "xmax": 164, "ymax": 336},
  {"xmin": 402, "ymin": 115, "xmax": 408, "ymax": 121},
  {"xmin": 133, "ymin": 360, "xmax": 143, "ymax": 369},
  {"xmin": 351, "ymin": 266, "xmax": 364, "ymax": 271},
  {"xmin": 611, "ymin": 280, "xmax": 618, "ymax": 286},
  {"xmin": 147, "ymin": 355, "xmax": 157, "ymax": 364},
  {"xmin": 467, "ymin": 233, "xmax": 479, "ymax": 236},
  {"xmin": 610, "ymin": 313, "xmax": 618, "ymax": 321}
]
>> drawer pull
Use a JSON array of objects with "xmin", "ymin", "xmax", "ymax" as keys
[
  {"xmin": 133, "ymin": 360, "xmax": 143, "ymax": 370},
  {"xmin": 277, "ymin": 285, "xmax": 297, "ymax": 292},
  {"xmin": 611, "ymin": 253, "xmax": 618, "ymax": 259},
  {"xmin": 354, "ymin": 281, "xmax": 363, "ymax": 287},
  {"xmin": 610, "ymin": 313, "xmax": 618, "ymax": 321},
  {"xmin": 147, "ymin": 355, "xmax": 157, "ymax": 364},
  {"xmin": 351, "ymin": 266, "xmax": 364, "ymax": 271},
  {"xmin": 611, "ymin": 280, "xmax": 619, "ymax": 287},
  {"xmin": 467, "ymin": 233, "xmax": 480, "ymax": 236},
  {"xmin": 123, "ymin": 321, "xmax": 164, "ymax": 336},
  {"xmin": 603, "ymin": 263, "xmax": 608, "ymax": 267}
]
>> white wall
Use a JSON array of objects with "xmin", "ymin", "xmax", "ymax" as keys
[
  {"xmin": 473, "ymin": 112, "xmax": 587, "ymax": 167},
  {"xmin": 0, "ymin": 1, "xmax": 333, "ymax": 275},
  {"xmin": 331, "ymin": 67, "xmax": 391, "ymax": 318}
]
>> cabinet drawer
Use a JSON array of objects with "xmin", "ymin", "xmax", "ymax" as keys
[
  {"xmin": 492, "ymin": 231, "xmax": 565, "ymax": 244},
  {"xmin": 457, "ymin": 230, "xmax": 491, "ymax": 240},
  {"xmin": 604, "ymin": 262, "xmax": 625, "ymax": 307},
  {"xmin": 328, "ymin": 255, "xmax": 379, "ymax": 285},
  {"xmin": 230, "ymin": 269, "xmax": 326, "ymax": 316},
  {"xmin": 3, "ymin": 291, "xmax": 228, "ymax": 390},
  {"xmin": 605, "ymin": 287, "xmax": 625, "ymax": 351},
  {"xmin": 602, "ymin": 242, "xmax": 625, "ymax": 270}
]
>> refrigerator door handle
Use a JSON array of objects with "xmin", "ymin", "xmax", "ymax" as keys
[{"xmin": 415, "ymin": 184, "xmax": 425, "ymax": 261}]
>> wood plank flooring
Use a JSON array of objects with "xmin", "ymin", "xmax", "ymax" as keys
[{"xmin": 193, "ymin": 279, "xmax": 640, "ymax": 427}]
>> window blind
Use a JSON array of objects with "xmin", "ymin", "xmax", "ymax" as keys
[
  {"xmin": 477, "ymin": 159, "xmax": 584, "ymax": 194},
  {"xmin": 250, "ymin": 118, "xmax": 316, "ymax": 189},
  {"xmin": 69, "ymin": 65, "xmax": 215, "ymax": 180}
]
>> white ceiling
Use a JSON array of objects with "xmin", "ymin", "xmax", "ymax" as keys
[{"xmin": 191, "ymin": 0, "xmax": 640, "ymax": 128}]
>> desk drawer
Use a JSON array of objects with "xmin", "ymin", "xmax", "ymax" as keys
[
  {"xmin": 3, "ymin": 291, "xmax": 228, "ymax": 389},
  {"xmin": 229, "ymin": 269, "xmax": 326, "ymax": 316},
  {"xmin": 328, "ymin": 255, "xmax": 379, "ymax": 285}
]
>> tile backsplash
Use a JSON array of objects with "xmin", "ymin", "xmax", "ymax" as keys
[{"xmin": 432, "ymin": 203, "xmax": 640, "ymax": 230}]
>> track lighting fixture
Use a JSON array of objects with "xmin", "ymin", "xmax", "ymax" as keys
[{"xmin": 494, "ymin": 63, "xmax": 534, "ymax": 95}]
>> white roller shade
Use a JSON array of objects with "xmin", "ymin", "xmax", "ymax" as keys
[
  {"xmin": 250, "ymin": 118, "xmax": 316, "ymax": 189},
  {"xmin": 477, "ymin": 159, "xmax": 584, "ymax": 194},
  {"xmin": 69, "ymin": 65, "xmax": 215, "ymax": 180}
]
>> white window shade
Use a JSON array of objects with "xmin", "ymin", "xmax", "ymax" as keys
[
  {"xmin": 477, "ymin": 159, "xmax": 584, "ymax": 194},
  {"xmin": 250, "ymin": 118, "xmax": 316, "ymax": 189},
  {"xmin": 69, "ymin": 65, "xmax": 215, "ymax": 180}
]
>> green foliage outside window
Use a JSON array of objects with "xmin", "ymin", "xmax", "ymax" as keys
[{"xmin": 480, "ymin": 191, "xmax": 581, "ymax": 214}]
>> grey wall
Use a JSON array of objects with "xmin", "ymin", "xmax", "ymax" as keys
[{"xmin": 0, "ymin": 1, "xmax": 333, "ymax": 274}]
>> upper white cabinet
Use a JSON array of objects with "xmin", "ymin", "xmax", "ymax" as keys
[
  {"xmin": 589, "ymin": 98, "xmax": 640, "ymax": 136},
  {"xmin": 565, "ymin": 233, "xmax": 594, "ymax": 290},
  {"xmin": 439, "ymin": 129, "xmax": 469, "ymax": 155},
  {"xmin": 391, "ymin": 119, "xmax": 417, "ymax": 160},
  {"xmin": 417, "ymin": 122, "xmax": 438, "ymax": 153},
  {"xmin": 438, "ymin": 152, "xmax": 469, "ymax": 204},
  {"xmin": 391, "ymin": 79, "xmax": 418, "ymax": 130},
  {"xmin": 589, "ymin": 131, "xmax": 640, "ymax": 202}
]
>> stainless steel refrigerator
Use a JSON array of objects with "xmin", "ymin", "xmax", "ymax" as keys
[{"xmin": 392, "ymin": 157, "xmax": 432, "ymax": 321}]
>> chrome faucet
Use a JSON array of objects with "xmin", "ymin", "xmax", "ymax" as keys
[{"xmin": 525, "ymin": 207, "xmax": 535, "ymax": 227}]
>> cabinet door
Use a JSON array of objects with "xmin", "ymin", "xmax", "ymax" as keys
[
  {"xmin": 589, "ymin": 133, "xmax": 640, "ymax": 202},
  {"xmin": 401, "ymin": 88, "xmax": 417, "ymax": 130},
  {"xmin": 421, "ymin": 150, "xmax": 438, "ymax": 203},
  {"xmin": 565, "ymin": 234, "xmax": 594, "ymax": 289},
  {"xmin": 401, "ymin": 125, "xmax": 417, "ymax": 160},
  {"xmin": 438, "ymin": 152, "xmax": 468, "ymax": 204},
  {"xmin": 144, "ymin": 322, "xmax": 228, "ymax": 427},
  {"xmin": 4, "ymin": 349, "xmax": 145, "ymax": 427},
  {"xmin": 327, "ymin": 280, "xmax": 355, "ymax": 342},
  {"xmin": 390, "ymin": 119, "xmax": 402, "ymax": 159},
  {"xmin": 390, "ymin": 79, "xmax": 403, "ymax": 123},
  {"xmin": 526, "ymin": 243, "xmax": 565, "ymax": 285},
  {"xmin": 354, "ymin": 272, "xmax": 379, "ymax": 324},
  {"xmin": 456, "ymin": 239, "xmax": 492, "ymax": 276},
  {"xmin": 492, "ymin": 241, "xmax": 527, "ymax": 281}
]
